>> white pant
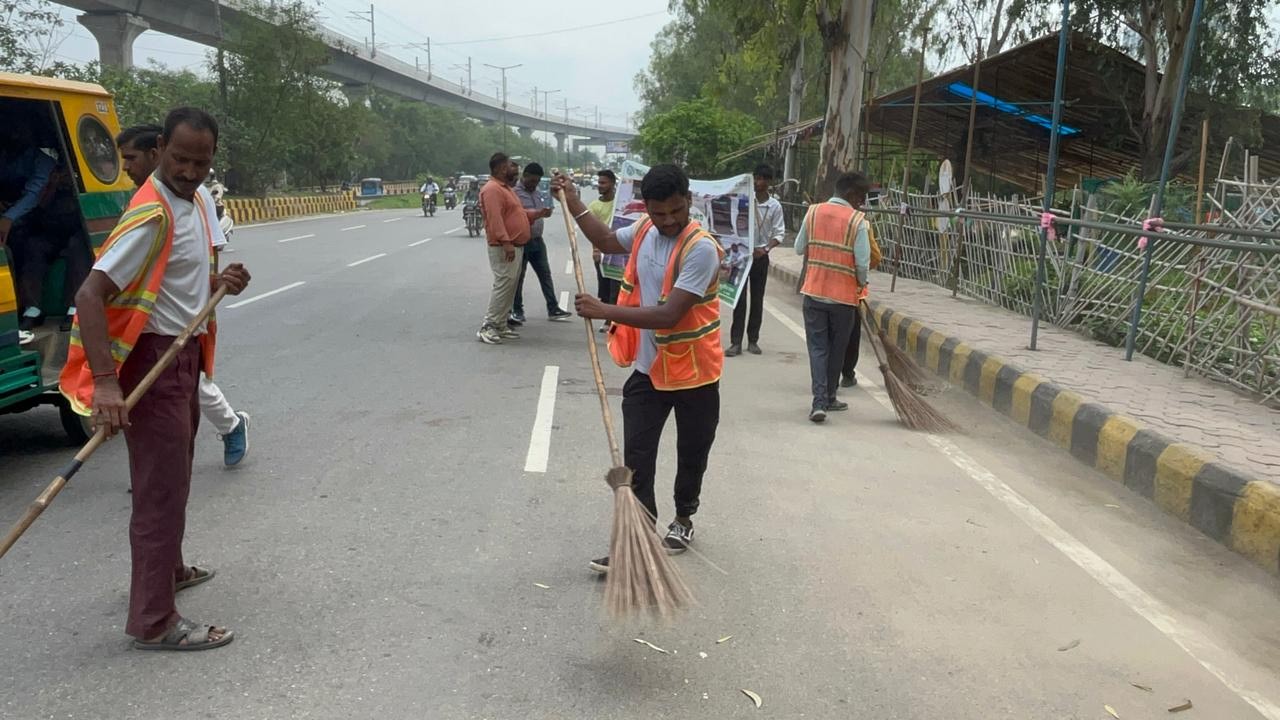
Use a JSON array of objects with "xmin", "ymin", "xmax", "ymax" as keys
[{"xmin": 199, "ymin": 375, "xmax": 238, "ymax": 435}]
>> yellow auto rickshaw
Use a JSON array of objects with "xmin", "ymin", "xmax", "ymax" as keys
[{"xmin": 0, "ymin": 72, "xmax": 135, "ymax": 442}]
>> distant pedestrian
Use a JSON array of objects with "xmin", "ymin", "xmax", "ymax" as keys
[
  {"xmin": 476, "ymin": 152, "xmax": 551, "ymax": 345},
  {"xmin": 117, "ymin": 124, "xmax": 251, "ymax": 467},
  {"xmin": 795, "ymin": 172, "xmax": 871, "ymax": 423},
  {"xmin": 552, "ymin": 164, "xmax": 723, "ymax": 570},
  {"xmin": 510, "ymin": 162, "xmax": 572, "ymax": 325},
  {"xmin": 726, "ymin": 164, "xmax": 785, "ymax": 357},
  {"xmin": 590, "ymin": 169, "xmax": 621, "ymax": 332},
  {"xmin": 62, "ymin": 107, "xmax": 251, "ymax": 650}
]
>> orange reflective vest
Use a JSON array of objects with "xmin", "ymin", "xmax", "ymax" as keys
[
  {"xmin": 60, "ymin": 176, "xmax": 218, "ymax": 416},
  {"xmin": 800, "ymin": 201, "xmax": 870, "ymax": 305},
  {"xmin": 607, "ymin": 216, "xmax": 724, "ymax": 391}
]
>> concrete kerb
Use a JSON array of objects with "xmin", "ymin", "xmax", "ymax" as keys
[
  {"xmin": 224, "ymin": 193, "xmax": 358, "ymax": 226},
  {"xmin": 767, "ymin": 260, "xmax": 1280, "ymax": 575}
]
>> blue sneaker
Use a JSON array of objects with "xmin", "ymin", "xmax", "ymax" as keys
[{"xmin": 222, "ymin": 411, "xmax": 250, "ymax": 467}]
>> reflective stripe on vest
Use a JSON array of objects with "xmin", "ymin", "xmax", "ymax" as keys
[
  {"xmin": 607, "ymin": 215, "xmax": 724, "ymax": 391},
  {"xmin": 59, "ymin": 176, "xmax": 219, "ymax": 416},
  {"xmin": 800, "ymin": 202, "xmax": 866, "ymax": 305}
]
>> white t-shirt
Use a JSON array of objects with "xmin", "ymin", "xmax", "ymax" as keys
[
  {"xmin": 95, "ymin": 178, "xmax": 216, "ymax": 336},
  {"xmin": 614, "ymin": 220, "xmax": 720, "ymax": 375}
]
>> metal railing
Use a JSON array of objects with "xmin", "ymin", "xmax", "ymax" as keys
[{"xmin": 785, "ymin": 179, "xmax": 1280, "ymax": 405}]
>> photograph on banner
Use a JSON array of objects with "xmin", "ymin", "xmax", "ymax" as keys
[{"xmin": 613, "ymin": 162, "xmax": 756, "ymax": 309}]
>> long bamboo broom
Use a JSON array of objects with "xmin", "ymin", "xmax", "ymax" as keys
[
  {"xmin": 0, "ymin": 285, "xmax": 230, "ymax": 560},
  {"xmin": 859, "ymin": 301, "xmax": 956, "ymax": 433},
  {"xmin": 555, "ymin": 188, "xmax": 692, "ymax": 619},
  {"xmin": 863, "ymin": 304, "xmax": 929, "ymax": 388}
]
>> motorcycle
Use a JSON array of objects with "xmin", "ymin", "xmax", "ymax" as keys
[
  {"xmin": 422, "ymin": 191, "xmax": 437, "ymax": 217},
  {"xmin": 219, "ymin": 206, "xmax": 235, "ymax": 240},
  {"xmin": 443, "ymin": 188, "xmax": 457, "ymax": 210},
  {"xmin": 463, "ymin": 198, "xmax": 483, "ymax": 237}
]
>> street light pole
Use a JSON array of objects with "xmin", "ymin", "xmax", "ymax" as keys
[
  {"xmin": 540, "ymin": 89, "xmax": 560, "ymax": 168},
  {"xmin": 484, "ymin": 62, "xmax": 522, "ymax": 151}
]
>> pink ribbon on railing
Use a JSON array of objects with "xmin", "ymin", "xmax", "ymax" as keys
[
  {"xmin": 1139, "ymin": 217, "xmax": 1163, "ymax": 250},
  {"xmin": 1039, "ymin": 211, "xmax": 1056, "ymax": 241}
]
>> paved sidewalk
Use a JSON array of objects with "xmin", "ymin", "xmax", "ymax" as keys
[{"xmin": 769, "ymin": 250, "xmax": 1280, "ymax": 574}]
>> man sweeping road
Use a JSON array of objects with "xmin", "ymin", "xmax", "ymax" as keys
[
  {"xmin": 795, "ymin": 172, "xmax": 872, "ymax": 423},
  {"xmin": 61, "ymin": 107, "xmax": 250, "ymax": 651},
  {"xmin": 552, "ymin": 165, "xmax": 723, "ymax": 571}
]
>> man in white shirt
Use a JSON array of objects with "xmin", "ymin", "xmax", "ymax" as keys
[
  {"xmin": 726, "ymin": 165, "xmax": 785, "ymax": 356},
  {"xmin": 66, "ymin": 107, "xmax": 250, "ymax": 651}
]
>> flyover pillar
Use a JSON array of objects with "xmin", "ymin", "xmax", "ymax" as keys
[
  {"xmin": 554, "ymin": 133, "xmax": 566, "ymax": 155},
  {"xmin": 77, "ymin": 12, "xmax": 150, "ymax": 70},
  {"xmin": 518, "ymin": 126, "xmax": 534, "ymax": 140}
]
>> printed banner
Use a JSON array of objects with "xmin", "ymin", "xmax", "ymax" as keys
[{"xmin": 612, "ymin": 161, "xmax": 756, "ymax": 309}]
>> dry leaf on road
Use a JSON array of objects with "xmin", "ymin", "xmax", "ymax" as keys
[
  {"xmin": 533, "ymin": 583, "xmax": 550, "ymax": 589},
  {"xmin": 1129, "ymin": 683, "xmax": 1153, "ymax": 693},
  {"xmin": 1167, "ymin": 700, "xmax": 1193, "ymax": 713},
  {"xmin": 1105, "ymin": 704, "xmax": 1120, "ymax": 719},
  {"xmin": 1058, "ymin": 639, "xmax": 1081, "ymax": 652},
  {"xmin": 741, "ymin": 689, "xmax": 762, "ymax": 708},
  {"xmin": 717, "ymin": 635, "xmax": 734, "ymax": 644}
]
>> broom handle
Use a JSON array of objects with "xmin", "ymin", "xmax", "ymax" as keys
[
  {"xmin": 858, "ymin": 301, "xmax": 889, "ymax": 367},
  {"xmin": 0, "ymin": 284, "xmax": 229, "ymax": 561},
  {"xmin": 555, "ymin": 190, "xmax": 624, "ymax": 468}
]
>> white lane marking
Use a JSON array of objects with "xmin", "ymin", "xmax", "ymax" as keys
[
  {"xmin": 383, "ymin": 217, "xmax": 403, "ymax": 223},
  {"xmin": 347, "ymin": 253, "xmax": 387, "ymax": 267},
  {"xmin": 564, "ymin": 258, "xmax": 573, "ymax": 275},
  {"xmin": 524, "ymin": 365, "xmax": 560, "ymax": 473},
  {"xmin": 226, "ymin": 281, "xmax": 306, "ymax": 309},
  {"xmin": 409, "ymin": 238, "xmax": 432, "ymax": 247},
  {"xmin": 444, "ymin": 226, "xmax": 465, "ymax": 235},
  {"xmin": 340, "ymin": 224, "xmax": 367, "ymax": 232},
  {"xmin": 559, "ymin": 290, "xmax": 569, "ymax": 310},
  {"xmin": 278, "ymin": 233, "xmax": 315, "ymax": 244},
  {"xmin": 762, "ymin": 299, "xmax": 1280, "ymax": 720}
]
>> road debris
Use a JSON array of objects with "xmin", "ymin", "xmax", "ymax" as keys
[
  {"xmin": 633, "ymin": 638, "xmax": 668, "ymax": 654},
  {"xmin": 1105, "ymin": 704, "xmax": 1120, "ymax": 718},
  {"xmin": 533, "ymin": 583, "xmax": 550, "ymax": 589},
  {"xmin": 1167, "ymin": 700, "xmax": 1193, "ymax": 713},
  {"xmin": 698, "ymin": 651, "xmax": 708, "ymax": 659},
  {"xmin": 716, "ymin": 635, "xmax": 734, "ymax": 644},
  {"xmin": 741, "ymin": 689, "xmax": 762, "ymax": 708},
  {"xmin": 1129, "ymin": 683, "xmax": 1153, "ymax": 693},
  {"xmin": 1057, "ymin": 638, "xmax": 1081, "ymax": 652}
]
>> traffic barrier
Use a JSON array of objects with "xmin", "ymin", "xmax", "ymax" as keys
[{"xmin": 223, "ymin": 193, "xmax": 358, "ymax": 226}]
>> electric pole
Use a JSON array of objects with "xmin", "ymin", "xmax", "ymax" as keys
[
  {"xmin": 484, "ymin": 62, "xmax": 521, "ymax": 150},
  {"xmin": 348, "ymin": 4, "xmax": 376, "ymax": 58},
  {"xmin": 540, "ymin": 88, "xmax": 559, "ymax": 167}
]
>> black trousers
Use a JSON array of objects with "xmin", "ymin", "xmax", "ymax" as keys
[
  {"xmin": 513, "ymin": 236, "xmax": 559, "ymax": 316},
  {"xmin": 594, "ymin": 260, "xmax": 619, "ymax": 305},
  {"xmin": 842, "ymin": 308, "xmax": 863, "ymax": 378},
  {"xmin": 622, "ymin": 371, "xmax": 719, "ymax": 521},
  {"xmin": 802, "ymin": 296, "xmax": 856, "ymax": 408},
  {"xmin": 729, "ymin": 253, "xmax": 769, "ymax": 345}
]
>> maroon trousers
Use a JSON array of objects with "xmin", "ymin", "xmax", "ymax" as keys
[{"xmin": 118, "ymin": 333, "xmax": 201, "ymax": 640}]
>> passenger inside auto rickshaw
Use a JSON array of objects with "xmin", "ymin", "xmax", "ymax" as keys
[{"xmin": 0, "ymin": 99, "xmax": 93, "ymax": 333}]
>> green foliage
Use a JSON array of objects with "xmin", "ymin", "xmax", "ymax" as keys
[
  {"xmin": 0, "ymin": 0, "xmax": 63, "ymax": 74},
  {"xmin": 368, "ymin": 194, "xmax": 421, "ymax": 210},
  {"xmin": 633, "ymin": 97, "xmax": 762, "ymax": 176},
  {"xmin": 1098, "ymin": 173, "xmax": 1196, "ymax": 222}
]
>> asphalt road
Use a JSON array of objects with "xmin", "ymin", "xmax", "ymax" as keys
[{"xmin": 2, "ymin": 201, "xmax": 1280, "ymax": 720}]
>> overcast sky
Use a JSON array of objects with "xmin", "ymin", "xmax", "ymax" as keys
[{"xmin": 47, "ymin": 0, "xmax": 673, "ymax": 131}]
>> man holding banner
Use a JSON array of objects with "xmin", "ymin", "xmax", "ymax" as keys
[{"xmin": 726, "ymin": 165, "xmax": 785, "ymax": 357}]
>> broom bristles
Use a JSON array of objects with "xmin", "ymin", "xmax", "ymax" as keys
[
  {"xmin": 879, "ymin": 362, "xmax": 958, "ymax": 433},
  {"xmin": 604, "ymin": 479, "xmax": 693, "ymax": 619},
  {"xmin": 879, "ymin": 330, "xmax": 929, "ymax": 387}
]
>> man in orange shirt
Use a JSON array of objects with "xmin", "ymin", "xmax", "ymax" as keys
[{"xmin": 477, "ymin": 152, "xmax": 551, "ymax": 345}]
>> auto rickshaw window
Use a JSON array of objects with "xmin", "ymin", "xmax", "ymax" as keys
[{"xmin": 76, "ymin": 114, "xmax": 118, "ymax": 184}]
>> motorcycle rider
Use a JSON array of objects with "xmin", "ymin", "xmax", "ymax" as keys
[
  {"xmin": 443, "ymin": 179, "xmax": 458, "ymax": 209},
  {"xmin": 420, "ymin": 177, "xmax": 440, "ymax": 212}
]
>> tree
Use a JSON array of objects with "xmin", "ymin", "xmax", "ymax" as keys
[
  {"xmin": 1072, "ymin": 0, "xmax": 1280, "ymax": 179},
  {"xmin": 812, "ymin": 0, "xmax": 875, "ymax": 196},
  {"xmin": 0, "ymin": 0, "xmax": 66, "ymax": 74},
  {"xmin": 633, "ymin": 97, "xmax": 762, "ymax": 176}
]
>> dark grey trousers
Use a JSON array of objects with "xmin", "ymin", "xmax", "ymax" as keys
[{"xmin": 802, "ymin": 296, "xmax": 857, "ymax": 408}]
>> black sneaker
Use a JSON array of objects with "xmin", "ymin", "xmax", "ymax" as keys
[
  {"xmin": 548, "ymin": 308, "xmax": 572, "ymax": 322},
  {"xmin": 508, "ymin": 313, "xmax": 525, "ymax": 327},
  {"xmin": 809, "ymin": 407, "xmax": 827, "ymax": 423},
  {"xmin": 725, "ymin": 344, "xmax": 742, "ymax": 357},
  {"xmin": 841, "ymin": 374, "xmax": 858, "ymax": 388},
  {"xmin": 827, "ymin": 399, "xmax": 849, "ymax": 412},
  {"xmin": 662, "ymin": 520, "xmax": 693, "ymax": 554},
  {"xmin": 747, "ymin": 342, "xmax": 762, "ymax": 355},
  {"xmin": 589, "ymin": 556, "xmax": 609, "ymax": 574}
]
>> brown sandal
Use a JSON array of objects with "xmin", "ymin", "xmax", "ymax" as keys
[
  {"xmin": 132, "ymin": 618, "xmax": 234, "ymax": 652},
  {"xmin": 175, "ymin": 565, "xmax": 215, "ymax": 592}
]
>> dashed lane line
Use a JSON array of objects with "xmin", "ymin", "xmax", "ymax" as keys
[
  {"xmin": 347, "ymin": 253, "xmax": 387, "ymax": 267},
  {"xmin": 409, "ymin": 238, "xmax": 432, "ymax": 247},
  {"xmin": 444, "ymin": 226, "xmax": 465, "ymax": 235},
  {"xmin": 383, "ymin": 217, "xmax": 404, "ymax": 223},
  {"xmin": 226, "ymin": 281, "xmax": 306, "ymax": 309},
  {"xmin": 340, "ymin": 224, "xmax": 367, "ymax": 232},
  {"xmin": 523, "ymin": 365, "xmax": 560, "ymax": 473},
  {"xmin": 277, "ymin": 233, "xmax": 315, "ymax": 244}
]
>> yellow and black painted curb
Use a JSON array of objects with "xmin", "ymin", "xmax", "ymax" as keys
[
  {"xmin": 223, "ymin": 194, "xmax": 358, "ymax": 226},
  {"xmin": 768, "ymin": 261, "xmax": 1280, "ymax": 575}
]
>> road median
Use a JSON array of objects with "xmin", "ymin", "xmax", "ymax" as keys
[{"xmin": 224, "ymin": 193, "xmax": 358, "ymax": 225}]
